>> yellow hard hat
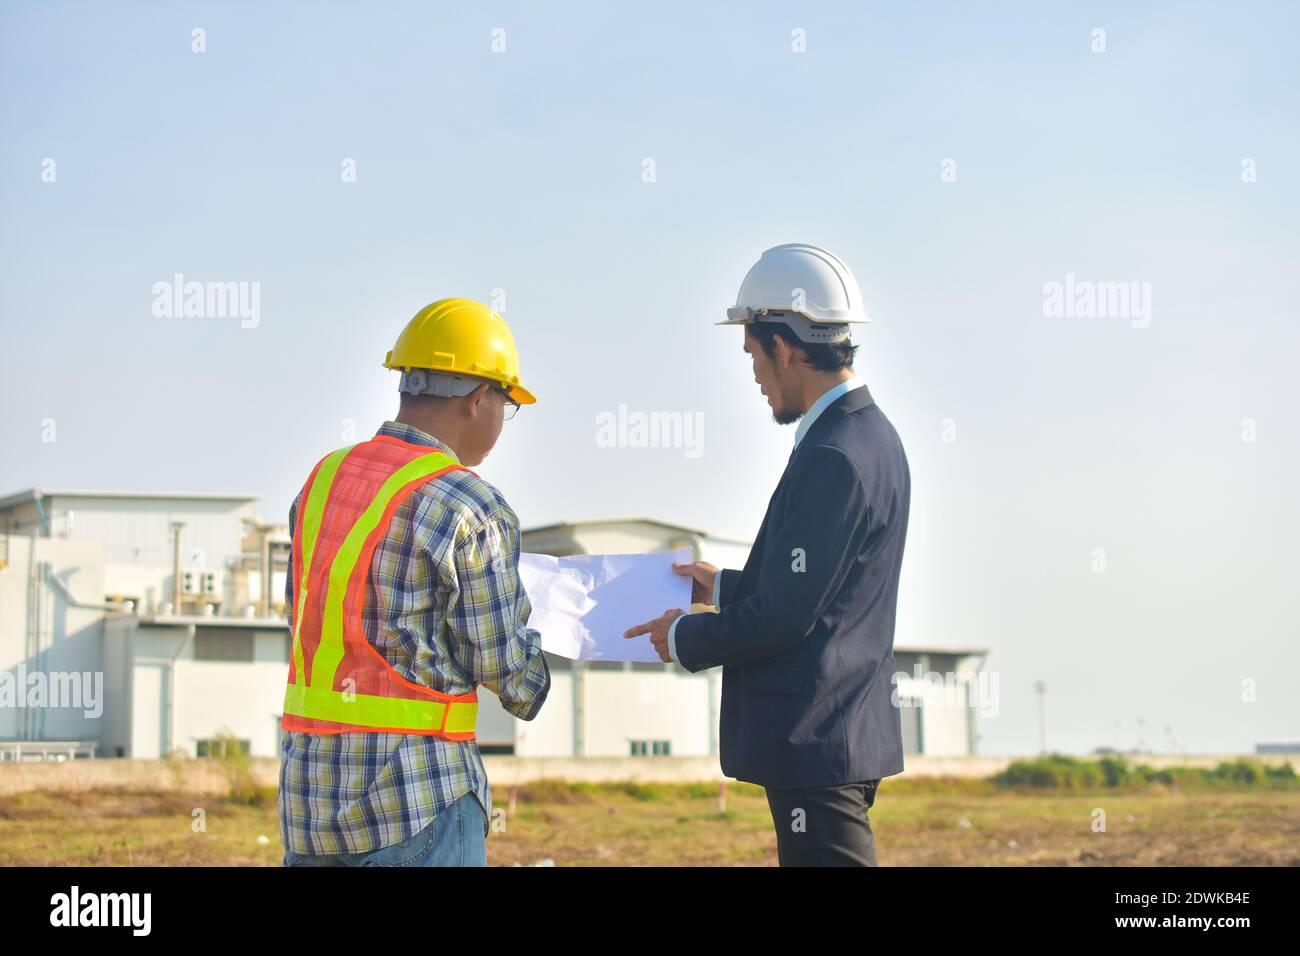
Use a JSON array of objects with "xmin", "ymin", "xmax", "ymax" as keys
[{"xmin": 384, "ymin": 298, "xmax": 537, "ymax": 404}]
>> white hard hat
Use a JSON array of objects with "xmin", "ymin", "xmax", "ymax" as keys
[{"xmin": 719, "ymin": 243, "xmax": 869, "ymax": 344}]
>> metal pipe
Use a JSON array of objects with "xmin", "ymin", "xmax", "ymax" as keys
[
  {"xmin": 170, "ymin": 521, "xmax": 185, "ymax": 614},
  {"xmin": 44, "ymin": 567, "xmax": 124, "ymax": 612},
  {"xmin": 24, "ymin": 535, "xmax": 38, "ymax": 740},
  {"xmin": 164, "ymin": 624, "xmax": 197, "ymax": 758},
  {"xmin": 33, "ymin": 492, "xmax": 50, "ymax": 536},
  {"xmin": 260, "ymin": 529, "xmax": 271, "ymax": 618},
  {"xmin": 37, "ymin": 561, "xmax": 48, "ymax": 739}
]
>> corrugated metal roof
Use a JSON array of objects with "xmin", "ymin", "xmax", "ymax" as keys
[
  {"xmin": 523, "ymin": 516, "xmax": 750, "ymax": 546},
  {"xmin": 137, "ymin": 615, "xmax": 288, "ymax": 629},
  {"xmin": 0, "ymin": 488, "xmax": 261, "ymax": 511}
]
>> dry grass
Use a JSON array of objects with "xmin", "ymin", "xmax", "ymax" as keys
[{"xmin": 1, "ymin": 779, "xmax": 1296, "ymax": 866}]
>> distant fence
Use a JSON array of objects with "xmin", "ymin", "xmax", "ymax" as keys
[
  {"xmin": 1, "ymin": 753, "xmax": 1297, "ymax": 797},
  {"xmin": 0, "ymin": 740, "xmax": 99, "ymax": 763}
]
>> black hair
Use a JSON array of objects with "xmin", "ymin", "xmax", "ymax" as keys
[{"xmin": 745, "ymin": 319, "xmax": 858, "ymax": 372}]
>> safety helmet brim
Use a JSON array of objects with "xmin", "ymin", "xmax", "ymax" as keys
[{"xmin": 505, "ymin": 382, "xmax": 537, "ymax": 405}]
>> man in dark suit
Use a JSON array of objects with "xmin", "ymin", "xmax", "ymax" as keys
[{"xmin": 624, "ymin": 243, "xmax": 910, "ymax": 866}]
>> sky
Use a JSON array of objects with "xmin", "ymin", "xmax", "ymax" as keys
[{"xmin": 2, "ymin": 1, "xmax": 1297, "ymax": 756}]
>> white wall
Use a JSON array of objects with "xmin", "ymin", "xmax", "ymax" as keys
[
  {"xmin": 244, "ymin": 569, "xmax": 289, "ymax": 615},
  {"xmin": 124, "ymin": 625, "xmax": 187, "ymax": 759},
  {"xmin": 696, "ymin": 538, "xmax": 752, "ymax": 573},
  {"xmin": 172, "ymin": 656, "xmax": 289, "ymax": 757},
  {"xmin": 472, "ymin": 683, "xmax": 521, "ymax": 747},
  {"xmin": 124, "ymin": 624, "xmax": 290, "ymax": 758},
  {"xmin": 130, "ymin": 662, "xmax": 166, "ymax": 758},
  {"xmin": 101, "ymin": 616, "xmax": 133, "ymax": 756},
  {"xmin": 514, "ymin": 669, "xmax": 574, "ymax": 757},
  {"xmin": 2, "ymin": 510, "xmax": 966, "ymax": 762},
  {"xmin": 559, "ymin": 524, "xmax": 752, "ymax": 573},
  {"xmin": 918, "ymin": 675, "xmax": 975, "ymax": 757},
  {"xmin": 0, "ymin": 535, "xmax": 108, "ymax": 743},
  {"xmin": 42, "ymin": 495, "xmax": 258, "ymax": 612},
  {"xmin": 45, "ymin": 495, "xmax": 256, "ymax": 570},
  {"xmin": 565, "ymin": 523, "xmax": 697, "ymax": 556},
  {"xmin": 583, "ymin": 670, "xmax": 712, "ymax": 757}
]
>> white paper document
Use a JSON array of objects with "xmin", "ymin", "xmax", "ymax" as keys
[{"xmin": 518, "ymin": 547, "xmax": 693, "ymax": 662}]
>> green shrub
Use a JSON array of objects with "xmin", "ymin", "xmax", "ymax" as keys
[
  {"xmin": 993, "ymin": 754, "xmax": 1103, "ymax": 789},
  {"xmin": 993, "ymin": 755, "xmax": 1297, "ymax": 791},
  {"xmin": 1209, "ymin": 758, "xmax": 1260, "ymax": 785},
  {"xmin": 210, "ymin": 729, "xmax": 259, "ymax": 804},
  {"xmin": 1097, "ymin": 756, "xmax": 1130, "ymax": 787}
]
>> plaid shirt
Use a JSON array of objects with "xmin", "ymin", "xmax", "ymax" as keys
[{"xmin": 278, "ymin": 420, "xmax": 550, "ymax": 855}]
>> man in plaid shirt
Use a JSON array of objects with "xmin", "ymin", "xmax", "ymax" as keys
[{"xmin": 280, "ymin": 300, "xmax": 550, "ymax": 867}]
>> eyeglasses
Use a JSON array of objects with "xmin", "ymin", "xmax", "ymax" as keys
[{"xmin": 498, "ymin": 387, "xmax": 521, "ymax": 421}]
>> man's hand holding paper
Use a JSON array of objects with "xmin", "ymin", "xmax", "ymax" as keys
[{"xmin": 518, "ymin": 547, "xmax": 694, "ymax": 663}]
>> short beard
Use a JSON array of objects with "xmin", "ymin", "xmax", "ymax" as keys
[{"xmin": 772, "ymin": 406, "xmax": 802, "ymax": 426}]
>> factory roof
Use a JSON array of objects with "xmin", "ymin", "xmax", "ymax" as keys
[
  {"xmin": 0, "ymin": 488, "xmax": 262, "ymax": 511},
  {"xmin": 523, "ymin": 516, "xmax": 750, "ymax": 546}
]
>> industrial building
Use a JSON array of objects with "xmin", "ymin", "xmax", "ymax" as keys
[{"xmin": 0, "ymin": 488, "xmax": 989, "ymax": 763}]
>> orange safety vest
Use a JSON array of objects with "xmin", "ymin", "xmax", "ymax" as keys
[{"xmin": 281, "ymin": 435, "xmax": 479, "ymax": 739}]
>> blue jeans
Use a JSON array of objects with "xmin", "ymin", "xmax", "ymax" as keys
[{"xmin": 283, "ymin": 793, "xmax": 488, "ymax": 867}]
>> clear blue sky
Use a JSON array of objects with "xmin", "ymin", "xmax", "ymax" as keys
[{"xmin": 2, "ymin": 1, "xmax": 1297, "ymax": 756}]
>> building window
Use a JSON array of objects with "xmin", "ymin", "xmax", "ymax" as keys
[
  {"xmin": 196, "ymin": 738, "xmax": 250, "ymax": 758},
  {"xmin": 900, "ymin": 701, "xmax": 923, "ymax": 755},
  {"xmin": 194, "ymin": 628, "xmax": 254, "ymax": 662},
  {"xmin": 630, "ymin": 739, "xmax": 671, "ymax": 757}
]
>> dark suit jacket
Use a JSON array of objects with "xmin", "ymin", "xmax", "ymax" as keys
[{"xmin": 674, "ymin": 384, "xmax": 910, "ymax": 789}]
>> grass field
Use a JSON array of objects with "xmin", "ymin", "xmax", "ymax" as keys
[{"xmin": 2, "ymin": 775, "xmax": 1297, "ymax": 866}]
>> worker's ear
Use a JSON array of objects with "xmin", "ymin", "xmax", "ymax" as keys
[
  {"xmin": 465, "ymin": 382, "xmax": 492, "ymax": 416},
  {"xmin": 773, "ymin": 333, "xmax": 798, "ymax": 370}
]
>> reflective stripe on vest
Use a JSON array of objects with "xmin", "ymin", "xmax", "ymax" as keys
[{"xmin": 282, "ymin": 438, "xmax": 479, "ymax": 737}]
